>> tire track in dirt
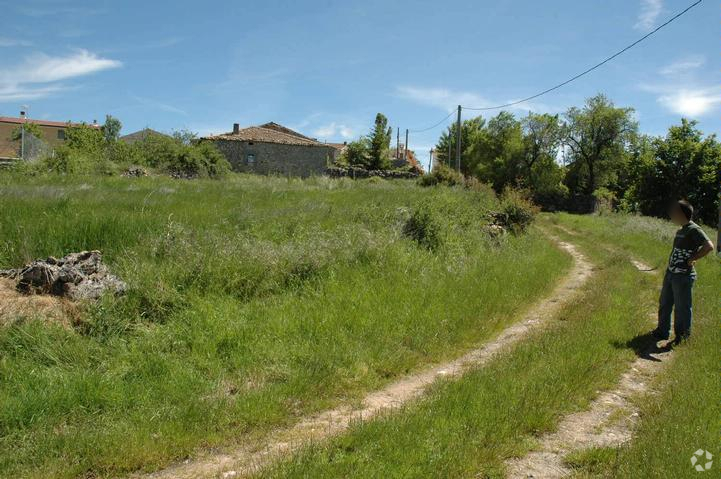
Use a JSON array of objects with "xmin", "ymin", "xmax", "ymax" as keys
[
  {"xmin": 135, "ymin": 235, "xmax": 593, "ymax": 479},
  {"xmin": 506, "ymin": 227, "xmax": 672, "ymax": 479}
]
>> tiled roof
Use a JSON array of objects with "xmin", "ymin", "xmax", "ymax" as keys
[
  {"xmin": 258, "ymin": 122, "xmax": 315, "ymax": 141},
  {"xmin": 0, "ymin": 116, "xmax": 99, "ymax": 128},
  {"xmin": 203, "ymin": 124, "xmax": 328, "ymax": 147},
  {"xmin": 120, "ymin": 128, "xmax": 169, "ymax": 144},
  {"xmin": 326, "ymin": 142, "xmax": 348, "ymax": 151}
]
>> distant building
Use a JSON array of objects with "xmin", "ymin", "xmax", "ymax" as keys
[
  {"xmin": 201, "ymin": 122, "xmax": 337, "ymax": 177},
  {"xmin": 0, "ymin": 115, "xmax": 99, "ymax": 160},
  {"xmin": 120, "ymin": 128, "xmax": 170, "ymax": 144},
  {"xmin": 389, "ymin": 144, "xmax": 423, "ymax": 172}
]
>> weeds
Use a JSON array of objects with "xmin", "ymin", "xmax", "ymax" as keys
[{"xmin": 0, "ymin": 173, "xmax": 569, "ymax": 478}]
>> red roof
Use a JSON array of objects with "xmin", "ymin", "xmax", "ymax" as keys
[{"xmin": 0, "ymin": 116, "xmax": 100, "ymax": 128}]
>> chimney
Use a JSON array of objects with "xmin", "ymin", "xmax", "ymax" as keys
[{"xmin": 232, "ymin": 123, "xmax": 240, "ymax": 134}]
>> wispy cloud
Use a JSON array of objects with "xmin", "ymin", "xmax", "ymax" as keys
[
  {"xmin": 634, "ymin": 0, "xmax": 663, "ymax": 32},
  {"xmin": 639, "ymin": 55, "xmax": 721, "ymax": 117},
  {"xmin": 130, "ymin": 94, "xmax": 187, "ymax": 116},
  {"xmin": 658, "ymin": 54, "xmax": 704, "ymax": 76},
  {"xmin": 0, "ymin": 37, "xmax": 32, "ymax": 47},
  {"xmin": 313, "ymin": 122, "xmax": 354, "ymax": 140},
  {"xmin": 395, "ymin": 86, "xmax": 560, "ymax": 114},
  {"xmin": 0, "ymin": 49, "xmax": 121, "ymax": 102},
  {"xmin": 17, "ymin": 4, "xmax": 105, "ymax": 17}
]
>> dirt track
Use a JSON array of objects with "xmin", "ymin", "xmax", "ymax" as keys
[
  {"xmin": 137, "ymin": 236, "xmax": 593, "ymax": 479},
  {"xmin": 505, "ymin": 237, "xmax": 672, "ymax": 478}
]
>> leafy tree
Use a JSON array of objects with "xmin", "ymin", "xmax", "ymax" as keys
[
  {"xmin": 434, "ymin": 116, "xmax": 485, "ymax": 174},
  {"xmin": 101, "ymin": 115, "xmax": 122, "ymax": 143},
  {"xmin": 563, "ymin": 94, "xmax": 637, "ymax": 195},
  {"xmin": 521, "ymin": 113, "xmax": 561, "ymax": 179},
  {"xmin": 368, "ymin": 113, "xmax": 392, "ymax": 170},
  {"xmin": 625, "ymin": 119, "xmax": 720, "ymax": 225},
  {"xmin": 10, "ymin": 122, "xmax": 43, "ymax": 141},
  {"xmin": 342, "ymin": 138, "xmax": 372, "ymax": 168},
  {"xmin": 467, "ymin": 111, "xmax": 524, "ymax": 192},
  {"xmin": 172, "ymin": 129, "xmax": 199, "ymax": 146}
]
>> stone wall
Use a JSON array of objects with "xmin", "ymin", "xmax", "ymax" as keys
[
  {"xmin": 209, "ymin": 139, "xmax": 335, "ymax": 177},
  {"xmin": 325, "ymin": 166, "xmax": 420, "ymax": 180}
]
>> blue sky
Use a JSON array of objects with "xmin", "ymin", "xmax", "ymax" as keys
[{"xmin": 0, "ymin": 0, "xmax": 718, "ymax": 156}]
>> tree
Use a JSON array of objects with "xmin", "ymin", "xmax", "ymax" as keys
[
  {"xmin": 434, "ymin": 116, "xmax": 485, "ymax": 174},
  {"xmin": 101, "ymin": 114, "xmax": 122, "ymax": 143},
  {"xmin": 625, "ymin": 119, "xmax": 721, "ymax": 225},
  {"xmin": 368, "ymin": 113, "xmax": 392, "ymax": 170},
  {"xmin": 522, "ymin": 113, "xmax": 561, "ymax": 179},
  {"xmin": 466, "ymin": 111, "xmax": 524, "ymax": 192},
  {"xmin": 343, "ymin": 138, "xmax": 372, "ymax": 168},
  {"xmin": 563, "ymin": 94, "xmax": 637, "ymax": 195},
  {"xmin": 10, "ymin": 121, "xmax": 43, "ymax": 141}
]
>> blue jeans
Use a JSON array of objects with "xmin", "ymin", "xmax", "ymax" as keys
[{"xmin": 656, "ymin": 271, "xmax": 695, "ymax": 339}]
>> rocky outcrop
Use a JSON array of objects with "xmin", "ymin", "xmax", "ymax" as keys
[{"xmin": 0, "ymin": 251, "xmax": 126, "ymax": 301}]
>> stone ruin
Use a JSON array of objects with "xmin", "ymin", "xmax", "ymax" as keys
[{"xmin": 0, "ymin": 251, "xmax": 126, "ymax": 301}]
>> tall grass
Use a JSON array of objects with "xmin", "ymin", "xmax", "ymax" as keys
[
  {"xmin": 0, "ymin": 174, "xmax": 569, "ymax": 478},
  {"xmin": 256, "ymin": 213, "xmax": 719, "ymax": 479}
]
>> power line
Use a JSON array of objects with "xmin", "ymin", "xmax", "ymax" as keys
[
  {"xmin": 408, "ymin": 109, "xmax": 456, "ymax": 133},
  {"xmin": 462, "ymin": 0, "xmax": 703, "ymax": 111}
]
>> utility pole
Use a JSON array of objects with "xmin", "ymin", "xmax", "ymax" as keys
[
  {"xmin": 396, "ymin": 127, "xmax": 400, "ymax": 160},
  {"xmin": 429, "ymin": 148, "xmax": 434, "ymax": 173},
  {"xmin": 447, "ymin": 126, "xmax": 451, "ymax": 167},
  {"xmin": 404, "ymin": 129, "xmax": 409, "ymax": 162},
  {"xmin": 20, "ymin": 108, "xmax": 28, "ymax": 160},
  {"xmin": 455, "ymin": 105, "xmax": 462, "ymax": 173}
]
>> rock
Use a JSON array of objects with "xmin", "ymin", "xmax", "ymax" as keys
[
  {"xmin": 122, "ymin": 166, "xmax": 148, "ymax": 177},
  {"xmin": 6, "ymin": 251, "xmax": 126, "ymax": 301}
]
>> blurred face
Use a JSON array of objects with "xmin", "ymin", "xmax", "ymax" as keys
[{"xmin": 668, "ymin": 203, "xmax": 689, "ymax": 225}]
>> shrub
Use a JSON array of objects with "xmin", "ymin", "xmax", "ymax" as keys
[
  {"xmin": 498, "ymin": 188, "xmax": 539, "ymax": 234},
  {"xmin": 418, "ymin": 164, "xmax": 464, "ymax": 188},
  {"xmin": 403, "ymin": 205, "xmax": 441, "ymax": 250},
  {"xmin": 131, "ymin": 136, "xmax": 230, "ymax": 178},
  {"xmin": 593, "ymin": 187, "xmax": 615, "ymax": 215},
  {"xmin": 341, "ymin": 139, "xmax": 372, "ymax": 168}
]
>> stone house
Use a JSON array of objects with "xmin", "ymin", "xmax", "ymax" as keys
[
  {"xmin": 0, "ymin": 115, "xmax": 99, "ymax": 160},
  {"xmin": 202, "ymin": 122, "xmax": 338, "ymax": 177}
]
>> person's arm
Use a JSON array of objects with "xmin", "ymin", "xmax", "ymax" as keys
[{"xmin": 688, "ymin": 240, "xmax": 714, "ymax": 267}]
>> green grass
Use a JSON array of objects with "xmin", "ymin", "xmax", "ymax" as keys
[
  {"xmin": 548, "ymin": 213, "xmax": 720, "ymax": 479},
  {"xmin": 255, "ymin": 213, "xmax": 719, "ymax": 479},
  {"xmin": 0, "ymin": 174, "xmax": 570, "ymax": 478}
]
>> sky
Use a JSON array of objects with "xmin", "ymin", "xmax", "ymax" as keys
[{"xmin": 0, "ymin": 0, "xmax": 718, "ymax": 159}]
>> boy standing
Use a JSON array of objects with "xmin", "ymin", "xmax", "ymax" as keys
[{"xmin": 653, "ymin": 200, "xmax": 714, "ymax": 342}]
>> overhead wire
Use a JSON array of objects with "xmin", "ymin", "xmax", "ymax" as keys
[
  {"xmin": 405, "ymin": 0, "xmax": 703, "ymax": 134},
  {"xmin": 462, "ymin": 0, "xmax": 703, "ymax": 111}
]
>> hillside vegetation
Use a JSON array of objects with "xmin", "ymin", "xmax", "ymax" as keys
[{"xmin": 0, "ymin": 174, "xmax": 566, "ymax": 478}]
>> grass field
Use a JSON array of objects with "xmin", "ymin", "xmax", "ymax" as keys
[
  {"xmin": 254, "ymin": 213, "xmax": 719, "ymax": 479},
  {"xmin": 0, "ymin": 174, "xmax": 571, "ymax": 478}
]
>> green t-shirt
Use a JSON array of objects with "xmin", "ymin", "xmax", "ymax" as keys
[{"xmin": 667, "ymin": 221, "xmax": 710, "ymax": 275}]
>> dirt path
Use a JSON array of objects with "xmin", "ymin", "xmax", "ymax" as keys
[
  {"xmin": 505, "ymin": 236, "xmax": 671, "ymax": 479},
  {"xmin": 136, "ymin": 236, "xmax": 594, "ymax": 479}
]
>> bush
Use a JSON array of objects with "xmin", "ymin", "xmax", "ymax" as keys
[
  {"xmin": 403, "ymin": 205, "xmax": 441, "ymax": 250},
  {"xmin": 418, "ymin": 164, "xmax": 464, "ymax": 187},
  {"xmin": 498, "ymin": 188, "xmax": 539, "ymax": 234},
  {"xmin": 134, "ymin": 136, "xmax": 230, "ymax": 178}
]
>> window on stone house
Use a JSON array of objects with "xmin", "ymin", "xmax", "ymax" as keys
[
  {"xmin": 246, "ymin": 153, "xmax": 256, "ymax": 165},
  {"xmin": 57, "ymin": 130, "xmax": 66, "ymax": 140}
]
